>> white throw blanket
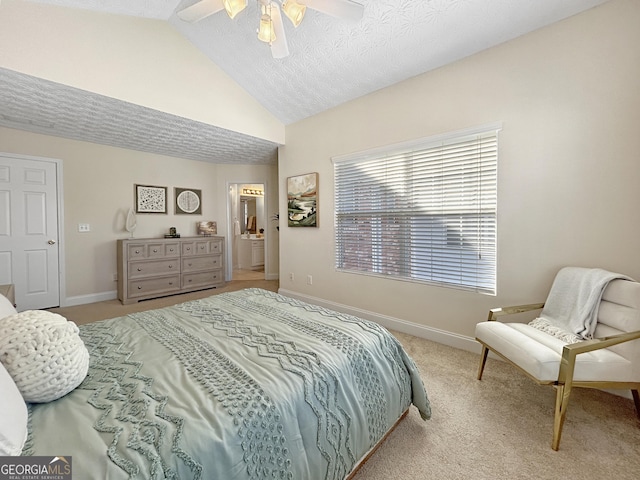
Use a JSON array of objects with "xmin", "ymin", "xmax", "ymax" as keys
[{"xmin": 530, "ymin": 267, "xmax": 633, "ymax": 340}]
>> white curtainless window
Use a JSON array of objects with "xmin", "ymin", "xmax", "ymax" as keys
[{"xmin": 333, "ymin": 123, "xmax": 500, "ymax": 295}]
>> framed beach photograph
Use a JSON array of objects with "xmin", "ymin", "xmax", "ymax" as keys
[
  {"xmin": 287, "ymin": 172, "xmax": 318, "ymax": 227},
  {"xmin": 175, "ymin": 187, "xmax": 202, "ymax": 215},
  {"xmin": 135, "ymin": 184, "xmax": 167, "ymax": 214}
]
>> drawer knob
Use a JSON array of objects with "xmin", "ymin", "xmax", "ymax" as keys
[
  {"xmin": 188, "ymin": 263, "xmax": 192, "ymax": 266},
  {"xmin": 137, "ymin": 267, "xmax": 142, "ymax": 271},
  {"xmin": 169, "ymin": 248, "xmax": 174, "ymax": 252},
  {"xmin": 153, "ymin": 249, "xmax": 158, "ymax": 253},
  {"xmin": 169, "ymin": 265, "xmax": 173, "ymax": 268},
  {"xmin": 138, "ymin": 286, "xmax": 142, "ymax": 290},
  {"xmin": 200, "ymin": 246, "xmax": 205, "ymax": 250},
  {"xmin": 186, "ymin": 247, "xmax": 191, "ymax": 251},
  {"xmin": 135, "ymin": 250, "xmax": 140, "ymax": 254}
]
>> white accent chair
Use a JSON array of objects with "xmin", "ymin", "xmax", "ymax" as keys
[{"xmin": 475, "ymin": 278, "xmax": 640, "ymax": 450}]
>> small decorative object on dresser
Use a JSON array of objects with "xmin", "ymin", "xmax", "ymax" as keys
[
  {"xmin": 125, "ymin": 208, "xmax": 137, "ymax": 237},
  {"xmin": 164, "ymin": 226, "xmax": 180, "ymax": 238},
  {"xmin": 197, "ymin": 221, "xmax": 217, "ymax": 236},
  {"xmin": 117, "ymin": 236, "xmax": 224, "ymax": 304}
]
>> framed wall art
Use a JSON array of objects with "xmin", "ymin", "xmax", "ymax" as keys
[
  {"xmin": 287, "ymin": 172, "xmax": 318, "ymax": 227},
  {"xmin": 175, "ymin": 187, "xmax": 202, "ymax": 215},
  {"xmin": 135, "ymin": 184, "xmax": 167, "ymax": 214}
]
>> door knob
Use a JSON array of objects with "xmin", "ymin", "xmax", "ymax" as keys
[{"xmin": 48, "ymin": 239, "xmax": 56, "ymax": 245}]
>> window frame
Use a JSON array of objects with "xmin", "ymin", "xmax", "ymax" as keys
[{"xmin": 332, "ymin": 123, "xmax": 501, "ymax": 295}]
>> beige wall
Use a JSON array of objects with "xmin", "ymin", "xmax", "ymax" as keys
[
  {"xmin": 0, "ymin": 0, "xmax": 284, "ymax": 144},
  {"xmin": 278, "ymin": 0, "xmax": 640, "ymax": 344},
  {"xmin": 0, "ymin": 126, "xmax": 279, "ymax": 302}
]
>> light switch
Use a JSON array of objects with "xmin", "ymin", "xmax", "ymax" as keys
[{"xmin": 78, "ymin": 223, "xmax": 90, "ymax": 232}]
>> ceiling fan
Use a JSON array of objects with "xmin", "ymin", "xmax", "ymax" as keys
[{"xmin": 177, "ymin": 0, "xmax": 364, "ymax": 59}]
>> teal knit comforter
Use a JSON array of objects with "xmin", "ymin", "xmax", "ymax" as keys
[{"xmin": 25, "ymin": 288, "xmax": 430, "ymax": 479}]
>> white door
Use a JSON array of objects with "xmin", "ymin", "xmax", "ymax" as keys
[{"xmin": 0, "ymin": 154, "xmax": 60, "ymax": 310}]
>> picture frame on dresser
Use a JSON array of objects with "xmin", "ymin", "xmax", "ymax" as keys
[{"xmin": 135, "ymin": 184, "xmax": 167, "ymax": 214}]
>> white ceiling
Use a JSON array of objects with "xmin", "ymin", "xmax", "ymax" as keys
[{"xmin": 0, "ymin": 0, "xmax": 610, "ymax": 164}]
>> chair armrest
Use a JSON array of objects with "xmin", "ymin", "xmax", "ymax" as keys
[
  {"xmin": 558, "ymin": 329, "xmax": 640, "ymax": 385},
  {"xmin": 488, "ymin": 303, "xmax": 545, "ymax": 321},
  {"xmin": 562, "ymin": 329, "xmax": 640, "ymax": 356}
]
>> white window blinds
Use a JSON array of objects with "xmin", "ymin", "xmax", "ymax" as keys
[{"xmin": 333, "ymin": 125, "xmax": 499, "ymax": 294}]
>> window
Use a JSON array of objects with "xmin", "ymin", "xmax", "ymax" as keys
[{"xmin": 333, "ymin": 124, "xmax": 500, "ymax": 294}]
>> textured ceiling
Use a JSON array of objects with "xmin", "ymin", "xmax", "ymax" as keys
[
  {"xmin": 0, "ymin": 67, "xmax": 279, "ymax": 164},
  {"xmin": 1, "ymin": 0, "xmax": 610, "ymax": 164}
]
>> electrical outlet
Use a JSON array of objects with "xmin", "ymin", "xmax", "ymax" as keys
[
  {"xmin": 289, "ymin": 272, "xmax": 294, "ymax": 281},
  {"xmin": 307, "ymin": 275, "xmax": 313, "ymax": 285},
  {"xmin": 78, "ymin": 223, "xmax": 90, "ymax": 232},
  {"xmin": 112, "ymin": 273, "xmax": 118, "ymax": 282}
]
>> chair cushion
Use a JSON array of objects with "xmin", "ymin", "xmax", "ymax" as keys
[{"xmin": 475, "ymin": 321, "xmax": 635, "ymax": 383}]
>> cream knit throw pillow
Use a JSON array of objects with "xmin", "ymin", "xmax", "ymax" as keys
[{"xmin": 0, "ymin": 310, "xmax": 89, "ymax": 403}]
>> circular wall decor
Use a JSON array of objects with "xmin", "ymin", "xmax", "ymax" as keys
[{"xmin": 175, "ymin": 188, "xmax": 202, "ymax": 214}]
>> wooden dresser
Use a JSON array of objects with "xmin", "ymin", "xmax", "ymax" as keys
[{"xmin": 117, "ymin": 236, "xmax": 225, "ymax": 304}]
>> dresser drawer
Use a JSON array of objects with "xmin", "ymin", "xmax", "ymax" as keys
[
  {"xmin": 209, "ymin": 239, "xmax": 223, "ymax": 254},
  {"xmin": 128, "ymin": 275, "xmax": 180, "ymax": 299},
  {"xmin": 147, "ymin": 243, "xmax": 166, "ymax": 258},
  {"xmin": 181, "ymin": 242, "xmax": 196, "ymax": 256},
  {"xmin": 127, "ymin": 244, "xmax": 148, "ymax": 260},
  {"xmin": 181, "ymin": 255, "xmax": 222, "ymax": 273},
  {"xmin": 164, "ymin": 243, "xmax": 180, "ymax": 256},
  {"xmin": 182, "ymin": 270, "xmax": 223, "ymax": 289},
  {"xmin": 129, "ymin": 259, "xmax": 179, "ymax": 279},
  {"xmin": 128, "ymin": 243, "xmax": 179, "ymax": 259}
]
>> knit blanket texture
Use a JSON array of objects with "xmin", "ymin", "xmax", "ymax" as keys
[{"xmin": 529, "ymin": 267, "xmax": 633, "ymax": 340}]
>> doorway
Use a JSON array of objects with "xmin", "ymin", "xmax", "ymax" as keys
[
  {"xmin": 0, "ymin": 153, "xmax": 63, "ymax": 310},
  {"xmin": 228, "ymin": 183, "xmax": 266, "ymax": 281}
]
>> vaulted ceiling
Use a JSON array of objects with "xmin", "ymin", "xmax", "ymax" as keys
[{"xmin": 0, "ymin": 0, "xmax": 610, "ymax": 164}]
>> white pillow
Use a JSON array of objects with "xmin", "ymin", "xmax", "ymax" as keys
[
  {"xmin": 0, "ymin": 361, "xmax": 28, "ymax": 456},
  {"xmin": 0, "ymin": 294, "xmax": 17, "ymax": 319},
  {"xmin": 0, "ymin": 310, "xmax": 90, "ymax": 403}
]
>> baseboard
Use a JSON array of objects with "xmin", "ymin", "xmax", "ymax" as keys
[
  {"xmin": 265, "ymin": 273, "xmax": 279, "ymax": 281},
  {"xmin": 63, "ymin": 290, "xmax": 117, "ymax": 307},
  {"xmin": 277, "ymin": 288, "xmax": 482, "ymax": 354}
]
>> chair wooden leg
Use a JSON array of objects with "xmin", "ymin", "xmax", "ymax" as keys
[
  {"xmin": 632, "ymin": 390, "xmax": 640, "ymax": 419},
  {"xmin": 477, "ymin": 345, "xmax": 489, "ymax": 380},
  {"xmin": 552, "ymin": 383, "xmax": 573, "ymax": 451}
]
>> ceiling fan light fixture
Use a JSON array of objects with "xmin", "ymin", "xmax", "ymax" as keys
[
  {"xmin": 282, "ymin": 0, "xmax": 306, "ymax": 27},
  {"xmin": 257, "ymin": 14, "xmax": 276, "ymax": 43},
  {"xmin": 222, "ymin": 0, "xmax": 248, "ymax": 19}
]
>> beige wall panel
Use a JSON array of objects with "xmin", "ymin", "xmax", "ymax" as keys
[{"xmin": 279, "ymin": 0, "xmax": 640, "ymax": 338}]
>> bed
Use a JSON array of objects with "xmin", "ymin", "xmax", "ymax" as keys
[{"xmin": 3, "ymin": 288, "xmax": 430, "ymax": 479}]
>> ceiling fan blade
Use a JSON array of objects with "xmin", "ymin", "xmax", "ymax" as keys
[
  {"xmin": 269, "ymin": 4, "xmax": 290, "ymax": 59},
  {"xmin": 303, "ymin": 0, "xmax": 364, "ymax": 21},
  {"xmin": 177, "ymin": 0, "xmax": 225, "ymax": 23}
]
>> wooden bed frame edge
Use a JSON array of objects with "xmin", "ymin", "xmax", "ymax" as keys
[{"xmin": 344, "ymin": 407, "xmax": 410, "ymax": 480}]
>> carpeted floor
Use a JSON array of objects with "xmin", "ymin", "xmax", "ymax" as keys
[{"xmin": 49, "ymin": 280, "xmax": 640, "ymax": 479}]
